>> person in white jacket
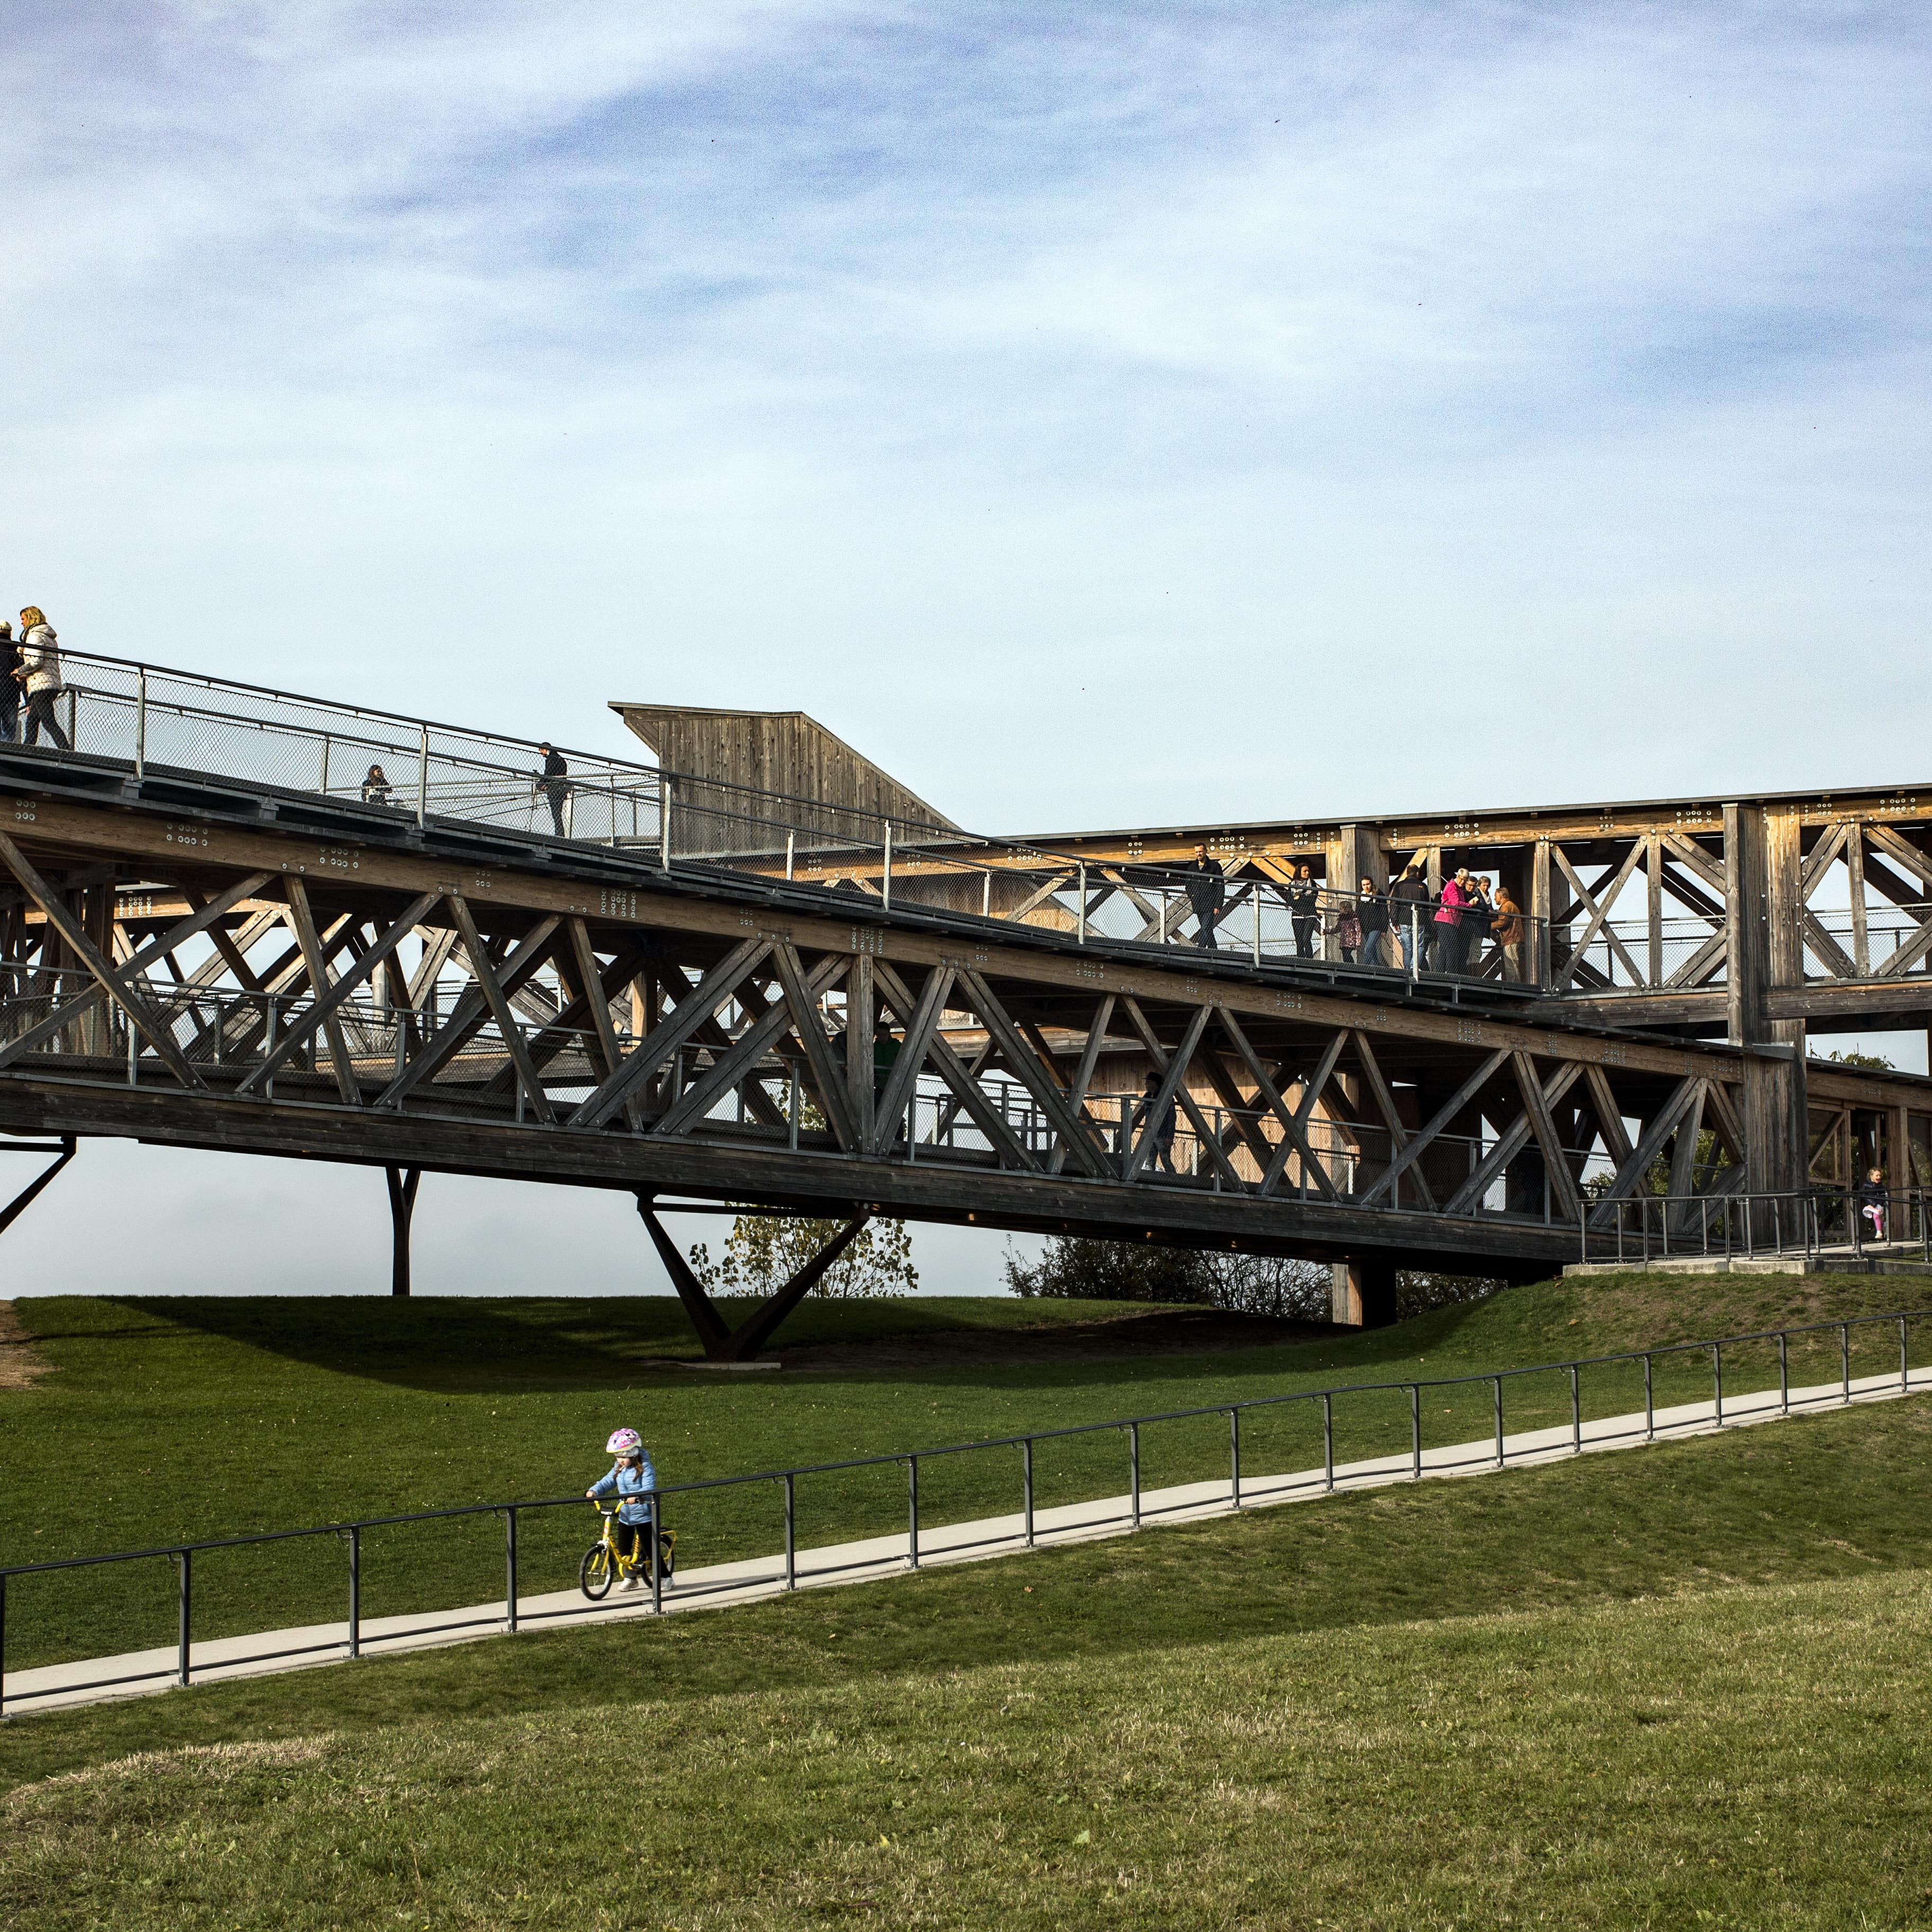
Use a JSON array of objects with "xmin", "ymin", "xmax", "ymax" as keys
[{"xmin": 15, "ymin": 608, "xmax": 69, "ymax": 750}]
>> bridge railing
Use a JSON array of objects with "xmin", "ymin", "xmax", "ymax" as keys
[
  {"xmin": 1581, "ymin": 1187, "xmax": 1932, "ymax": 1266},
  {"xmin": 9, "ymin": 649, "xmax": 1563, "ymax": 993},
  {"xmin": 2, "ymin": 1304, "xmax": 1924, "ymax": 1713}
]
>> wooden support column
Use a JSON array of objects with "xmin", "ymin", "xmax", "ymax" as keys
[
  {"xmin": 1529, "ymin": 839, "xmax": 1553, "ymax": 989},
  {"xmin": 1728, "ymin": 802, "xmax": 1805, "ymax": 1193},
  {"xmin": 1330, "ymin": 1258, "xmax": 1397, "ymax": 1329},
  {"xmin": 1327, "ymin": 824, "xmax": 1383, "ymax": 964},
  {"xmin": 385, "ymin": 1166, "xmax": 421, "ymax": 1297}
]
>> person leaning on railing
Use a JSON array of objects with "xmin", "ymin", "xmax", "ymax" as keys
[{"xmin": 14, "ymin": 608, "xmax": 69, "ymax": 751}]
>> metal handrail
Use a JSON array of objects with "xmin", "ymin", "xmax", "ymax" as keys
[{"xmin": 2, "ymin": 1304, "xmax": 1922, "ymax": 1713}]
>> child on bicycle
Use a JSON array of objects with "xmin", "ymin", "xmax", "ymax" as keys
[{"xmin": 586, "ymin": 1427, "xmax": 660, "ymax": 1592}]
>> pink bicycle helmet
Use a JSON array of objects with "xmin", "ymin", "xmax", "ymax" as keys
[{"xmin": 605, "ymin": 1427, "xmax": 642, "ymax": 1457}]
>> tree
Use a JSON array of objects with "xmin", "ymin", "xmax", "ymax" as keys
[
  {"xmin": 689, "ymin": 1212, "xmax": 918, "ymax": 1301},
  {"xmin": 1003, "ymin": 1236, "xmax": 1498, "ymax": 1323}
]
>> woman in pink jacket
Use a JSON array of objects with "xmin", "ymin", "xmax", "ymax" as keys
[{"xmin": 1430, "ymin": 870, "xmax": 1470, "ymax": 975}]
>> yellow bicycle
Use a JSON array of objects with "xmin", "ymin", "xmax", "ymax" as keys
[{"xmin": 579, "ymin": 1501, "xmax": 677, "ymax": 1599}]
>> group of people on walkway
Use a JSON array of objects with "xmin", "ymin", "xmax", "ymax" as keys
[
  {"xmin": 0, "ymin": 607, "xmax": 70, "ymax": 748},
  {"xmin": 1178, "ymin": 846, "xmax": 1523, "ymax": 978},
  {"xmin": 355, "ymin": 743, "xmax": 573, "ymax": 836}
]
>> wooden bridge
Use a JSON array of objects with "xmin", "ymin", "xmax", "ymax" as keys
[{"xmin": 0, "ymin": 661, "xmax": 1927, "ymax": 1348}]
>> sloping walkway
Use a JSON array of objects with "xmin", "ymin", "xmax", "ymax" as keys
[{"xmin": 8, "ymin": 1363, "xmax": 1926, "ymax": 1719}]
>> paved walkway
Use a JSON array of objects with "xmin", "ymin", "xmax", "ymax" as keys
[{"xmin": 7, "ymin": 1364, "xmax": 1926, "ymax": 1719}]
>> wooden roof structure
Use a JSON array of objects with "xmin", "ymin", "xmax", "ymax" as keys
[{"xmin": 610, "ymin": 703, "xmax": 958, "ymax": 833}]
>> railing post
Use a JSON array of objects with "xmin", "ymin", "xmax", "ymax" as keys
[
  {"xmin": 1129, "ymin": 1422, "xmax": 1140, "ymax": 1527},
  {"xmin": 784, "ymin": 1473, "xmax": 796, "ymax": 1589},
  {"xmin": 1570, "ymin": 1364, "xmax": 1581, "ymax": 1453},
  {"xmin": 1229, "ymin": 1408, "xmax": 1241, "ymax": 1509},
  {"xmin": 135, "ymin": 668, "xmax": 147, "ymax": 780},
  {"xmin": 1712, "ymin": 1343, "xmax": 1722, "ymax": 1427},
  {"xmin": 1321, "ymin": 1393, "xmax": 1334, "ymax": 1491},
  {"xmin": 416, "ymin": 724, "xmax": 428, "ymax": 830},
  {"xmin": 1077, "ymin": 862, "xmax": 1086, "ymax": 944},
  {"xmin": 882, "ymin": 826, "xmax": 893, "ymax": 913},
  {"xmin": 176, "ymin": 1550, "xmax": 192, "ymax": 1688},
  {"xmin": 650, "ymin": 1494, "xmax": 663, "ymax": 1614},
  {"xmin": 1022, "ymin": 1439, "xmax": 1034, "ymax": 1548},
  {"xmin": 1644, "ymin": 1353, "xmax": 1654, "ymax": 1438},
  {"xmin": 1779, "ymin": 1329, "xmax": 1789, "ymax": 1412},
  {"xmin": 1842, "ymin": 1322, "xmax": 1851, "ymax": 1403},
  {"xmin": 907, "ymin": 1455, "xmax": 919, "ymax": 1569},
  {"xmin": 785, "ymin": 830, "xmax": 795, "ymax": 882},
  {"xmin": 1, "ymin": 1570, "xmax": 7, "ymax": 1721},
  {"xmin": 1410, "ymin": 1384, "xmax": 1421, "ymax": 1478},
  {"xmin": 347, "ymin": 1525, "xmax": 361, "ymax": 1659},
  {"xmin": 505, "ymin": 1506, "xmax": 518, "ymax": 1633},
  {"xmin": 659, "ymin": 780, "xmax": 672, "ymax": 871},
  {"xmin": 1493, "ymin": 1377, "xmax": 1504, "ymax": 1468},
  {"xmin": 1901, "ymin": 1314, "xmax": 1910, "ymax": 1394}
]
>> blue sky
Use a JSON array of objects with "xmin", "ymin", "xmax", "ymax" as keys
[{"xmin": 4, "ymin": 2, "xmax": 1928, "ymax": 1294}]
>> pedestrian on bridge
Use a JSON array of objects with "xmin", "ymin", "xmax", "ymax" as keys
[
  {"xmin": 1390, "ymin": 865, "xmax": 1429, "ymax": 972},
  {"xmin": 534, "ymin": 743, "xmax": 570, "ymax": 837},
  {"xmin": 1132, "ymin": 1070, "xmax": 1179, "ymax": 1175},
  {"xmin": 1432, "ymin": 870, "xmax": 1471, "ymax": 975},
  {"xmin": 1183, "ymin": 845, "xmax": 1226, "ymax": 950},
  {"xmin": 1325, "ymin": 893, "xmax": 1363, "ymax": 964},
  {"xmin": 0, "ymin": 622, "xmax": 18, "ymax": 744},
  {"xmin": 1490, "ymin": 881, "xmax": 1525, "ymax": 980},
  {"xmin": 1287, "ymin": 863, "xmax": 1319, "ymax": 957},
  {"xmin": 15, "ymin": 609, "xmax": 69, "ymax": 751},
  {"xmin": 1356, "ymin": 876, "xmax": 1390, "ymax": 967}
]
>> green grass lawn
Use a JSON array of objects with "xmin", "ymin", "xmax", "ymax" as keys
[
  {"xmin": 5, "ymin": 1389, "xmax": 1932, "ymax": 1928},
  {"xmin": 3, "ymin": 1274, "xmax": 1927, "ymax": 1675}
]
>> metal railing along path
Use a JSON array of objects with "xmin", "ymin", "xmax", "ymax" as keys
[
  {"xmin": 1582, "ymin": 1187, "xmax": 1932, "ymax": 1266},
  {"xmin": 3, "ymin": 1307, "xmax": 1925, "ymax": 1717}
]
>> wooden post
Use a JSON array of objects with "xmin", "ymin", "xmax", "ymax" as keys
[
  {"xmin": 845, "ymin": 954, "xmax": 875, "ymax": 1149},
  {"xmin": 385, "ymin": 1166, "xmax": 421, "ymax": 1297},
  {"xmin": 1331, "ymin": 825, "xmax": 1382, "ymax": 964},
  {"xmin": 1645, "ymin": 834, "xmax": 1663, "ymax": 988},
  {"xmin": 1531, "ymin": 838, "xmax": 1553, "ymax": 989},
  {"xmin": 1330, "ymin": 1258, "xmax": 1397, "ymax": 1328}
]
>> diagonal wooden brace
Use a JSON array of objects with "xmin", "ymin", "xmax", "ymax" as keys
[{"xmin": 636, "ymin": 1195, "xmax": 871, "ymax": 1363}]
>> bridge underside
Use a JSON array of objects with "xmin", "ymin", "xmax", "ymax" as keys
[{"xmin": 1, "ymin": 754, "xmax": 1928, "ymax": 1334}]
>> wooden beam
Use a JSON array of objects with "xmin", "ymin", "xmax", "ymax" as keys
[
  {"xmin": 237, "ymin": 891, "xmax": 442, "ymax": 1098},
  {"xmin": 869, "ymin": 965, "xmax": 956, "ymax": 1153},
  {"xmin": 960, "ymin": 969, "xmax": 1112, "ymax": 1178},
  {"xmin": 1358, "ymin": 1050, "xmax": 1510, "ymax": 1209},
  {"xmin": 566, "ymin": 936, "xmax": 771, "ymax": 1131},
  {"xmin": 444, "ymin": 897, "xmax": 558, "ymax": 1124},
  {"xmin": 0, "ymin": 832, "xmax": 206, "ymax": 1090}
]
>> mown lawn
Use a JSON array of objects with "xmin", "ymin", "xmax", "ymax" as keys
[
  {"xmin": 2, "ymin": 1274, "xmax": 1926, "ymax": 1674},
  {"xmin": 4, "ymin": 1389, "xmax": 1931, "ymax": 1928}
]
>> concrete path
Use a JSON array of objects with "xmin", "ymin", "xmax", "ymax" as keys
[{"xmin": 7, "ymin": 1363, "xmax": 1926, "ymax": 1719}]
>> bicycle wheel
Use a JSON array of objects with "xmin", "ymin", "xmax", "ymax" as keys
[
  {"xmin": 657, "ymin": 1531, "xmax": 677, "ymax": 1581},
  {"xmin": 579, "ymin": 1541, "xmax": 614, "ymax": 1600}
]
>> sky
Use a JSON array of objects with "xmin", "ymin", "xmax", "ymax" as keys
[{"xmin": 3, "ymin": 1, "xmax": 1928, "ymax": 1296}]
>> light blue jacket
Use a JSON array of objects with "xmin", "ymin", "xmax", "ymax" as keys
[{"xmin": 589, "ymin": 1456, "xmax": 659, "ymax": 1525}]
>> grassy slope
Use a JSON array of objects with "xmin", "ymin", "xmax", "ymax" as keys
[
  {"xmin": 3, "ymin": 1274, "xmax": 1925, "ymax": 1670},
  {"xmin": 5, "ymin": 1392, "xmax": 1932, "ymax": 1927}
]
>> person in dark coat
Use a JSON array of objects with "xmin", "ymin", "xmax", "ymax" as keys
[
  {"xmin": 1182, "ymin": 844, "xmax": 1226, "ymax": 950},
  {"xmin": 1286, "ymin": 863, "xmax": 1319, "ymax": 957},
  {"xmin": 1389, "ymin": 865, "xmax": 1430, "ymax": 972},
  {"xmin": 1131, "ymin": 1070, "xmax": 1179, "ymax": 1175},
  {"xmin": 534, "ymin": 743, "xmax": 570, "ymax": 837},
  {"xmin": 1355, "ymin": 875, "xmax": 1390, "ymax": 968}
]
